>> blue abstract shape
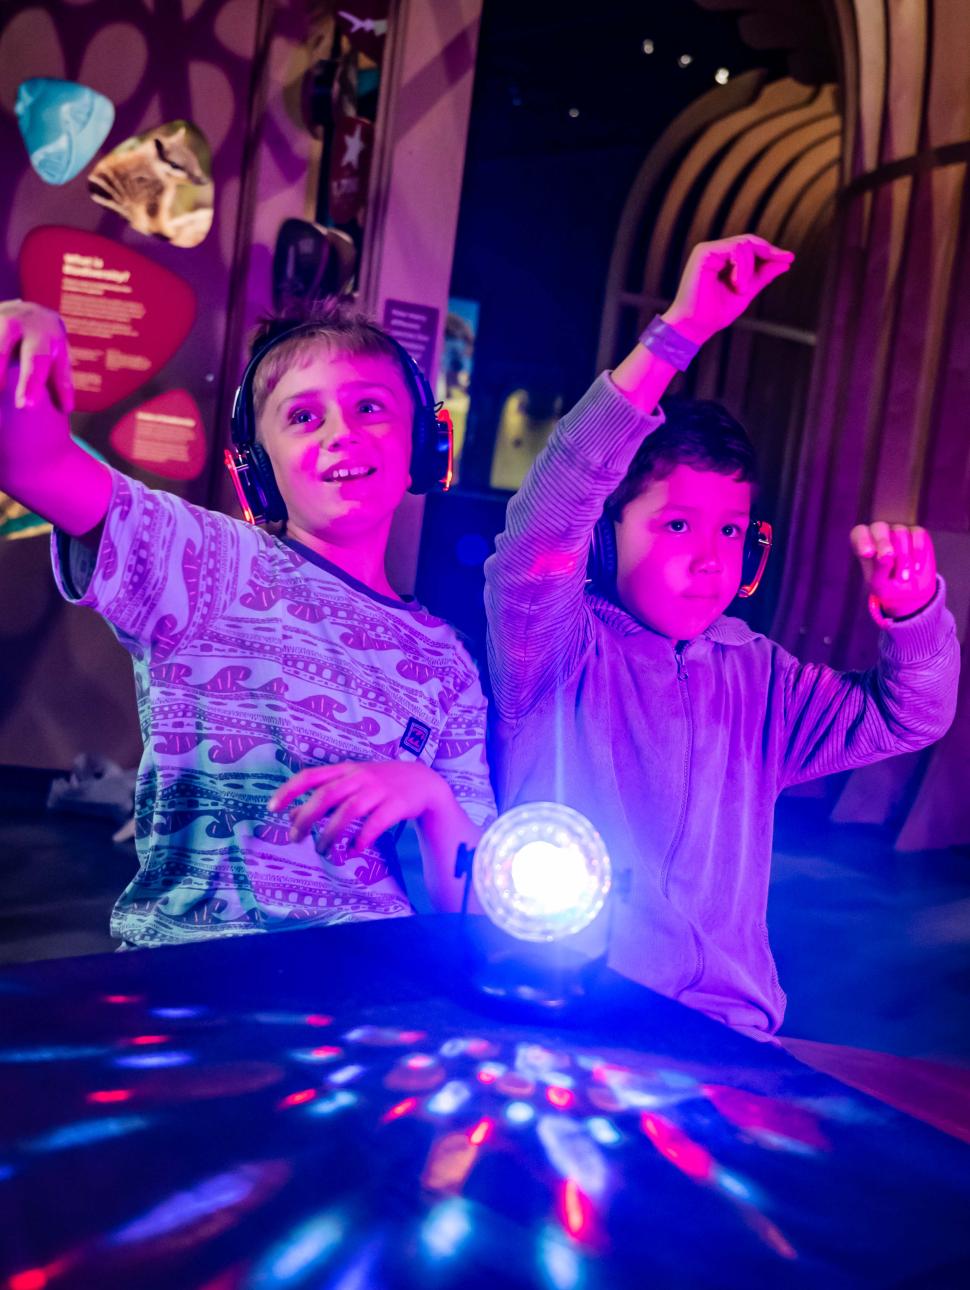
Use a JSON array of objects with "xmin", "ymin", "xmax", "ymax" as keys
[{"xmin": 15, "ymin": 78, "xmax": 115, "ymax": 186}]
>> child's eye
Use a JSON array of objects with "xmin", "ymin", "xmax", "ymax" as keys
[
  {"xmin": 666, "ymin": 519, "xmax": 689, "ymax": 533},
  {"xmin": 357, "ymin": 398, "xmax": 384, "ymax": 414},
  {"xmin": 288, "ymin": 408, "xmax": 319, "ymax": 427},
  {"xmin": 722, "ymin": 523, "xmax": 743, "ymax": 538}
]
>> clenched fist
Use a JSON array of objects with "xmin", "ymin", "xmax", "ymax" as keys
[{"xmin": 851, "ymin": 522, "xmax": 937, "ymax": 621}]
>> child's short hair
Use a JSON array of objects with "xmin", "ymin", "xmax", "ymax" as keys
[
  {"xmin": 606, "ymin": 398, "xmax": 759, "ymax": 517},
  {"xmin": 249, "ymin": 298, "xmax": 415, "ymax": 424}
]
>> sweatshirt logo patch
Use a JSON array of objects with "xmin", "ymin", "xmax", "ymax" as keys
[{"xmin": 400, "ymin": 718, "xmax": 431, "ymax": 757}]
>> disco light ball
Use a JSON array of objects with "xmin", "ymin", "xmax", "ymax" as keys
[{"xmin": 472, "ymin": 803, "xmax": 611, "ymax": 942}]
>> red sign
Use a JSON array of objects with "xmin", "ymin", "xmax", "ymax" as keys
[
  {"xmin": 19, "ymin": 226, "xmax": 197, "ymax": 412},
  {"xmin": 109, "ymin": 389, "xmax": 207, "ymax": 481}
]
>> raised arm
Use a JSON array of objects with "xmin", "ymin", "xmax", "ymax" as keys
[
  {"xmin": 485, "ymin": 235, "xmax": 794, "ymax": 721},
  {"xmin": 0, "ymin": 300, "xmax": 111, "ymax": 538}
]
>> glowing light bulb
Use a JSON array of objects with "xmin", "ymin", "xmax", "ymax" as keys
[
  {"xmin": 642, "ymin": 39, "xmax": 655, "ymax": 55},
  {"xmin": 472, "ymin": 803, "xmax": 611, "ymax": 942},
  {"xmin": 715, "ymin": 67, "xmax": 730, "ymax": 84},
  {"xmin": 678, "ymin": 54, "xmax": 693, "ymax": 68}
]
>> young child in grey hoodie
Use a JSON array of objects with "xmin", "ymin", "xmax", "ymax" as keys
[{"xmin": 485, "ymin": 235, "xmax": 959, "ymax": 1041}]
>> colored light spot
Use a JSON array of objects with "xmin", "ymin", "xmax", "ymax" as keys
[
  {"xmin": 476, "ymin": 1061, "xmax": 506, "ymax": 1084},
  {"xmin": 546, "ymin": 1087, "xmax": 574, "ymax": 1110},
  {"xmin": 109, "ymin": 1162, "xmax": 289, "ymax": 1246},
  {"xmin": 468, "ymin": 1117, "xmax": 494, "ymax": 1147},
  {"xmin": 560, "ymin": 1179, "xmax": 592, "ymax": 1241},
  {"xmin": 103, "ymin": 995, "xmax": 140, "ymax": 1005},
  {"xmin": 585, "ymin": 1117, "xmax": 621, "ymax": 1146},
  {"xmin": 279, "ymin": 1088, "xmax": 316, "ymax": 1110},
  {"xmin": 714, "ymin": 1168, "xmax": 755, "ymax": 1202},
  {"xmin": 27, "ymin": 1115, "xmax": 148, "ymax": 1153},
  {"xmin": 87, "ymin": 1089, "xmax": 133, "ymax": 1105},
  {"xmin": 328, "ymin": 1065, "xmax": 364, "ymax": 1086},
  {"xmin": 306, "ymin": 1014, "xmax": 333, "ymax": 1027},
  {"xmin": 0, "ymin": 1045, "xmax": 106, "ymax": 1064},
  {"xmin": 0, "ymin": 1163, "xmax": 14, "ymax": 1181},
  {"xmin": 405, "ymin": 1053, "xmax": 435, "ymax": 1069},
  {"xmin": 421, "ymin": 1197, "xmax": 472, "ymax": 1260},
  {"xmin": 290, "ymin": 1045, "xmax": 343, "ymax": 1063},
  {"xmin": 152, "ymin": 1006, "xmax": 202, "ymax": 1020},
  {"xmin": 115, "ymin": 1051, "xmax": 192, "ymax": 1070},
  {"xmin": 495, "ymin": 1071, "xmax": 536, "ymax": 1098},
  {"xmin": 308, "ymin": 1091, "xmax": 357, "ymax": 1117},
  {"xmin": 421, "ymin": 1131, "xmax": 478, "ymax": 1191},
  {"xmin": 251, "ymin": 1210, "xmax": 346, "ymax": 1283},
  {"xmin": 9, "ymin": 1270, "xmax": 48, "ymax": 1290},
  {"xmin": 537, "ymin": 1224, "xmax": 585, "ymax": 1290},
  {"xmin": 640, "ymin": 1113, "xmax": 712, "ymax": 1182},
  {"xmin": 129, "ymin": 1035, "xmax": 169, "ymax": 1046},
  {"xmin": 382, "ymin": 1097, "xmax": 418, "ymax": 1123},
  {"xmin": 504, "ymin": 1101, "xmax": 535, "ymax": 1126},
  {"xmin": 426, "ymin": 1081, "xmax": 471, "ymax": 1116}
]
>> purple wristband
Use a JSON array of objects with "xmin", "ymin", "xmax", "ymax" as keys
[{"xmin": 638, "ymin": 315, "xmax": 700, "ymax": 371}]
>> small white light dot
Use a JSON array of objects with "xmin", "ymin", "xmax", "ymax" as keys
[
  {"xmin": 715, "ymin": 67, "xmax": 730, "ymax": 84},
  {"xmin": 641, "ymin": 39, "xmax": 655, "ymax": 55},
  {"xmin": 568, "ymin": 107, "xmax": 580, "ymax": 119},
  {"xmin": 678, "ymin": 53, "xmax": 693, "ymax": 68}
]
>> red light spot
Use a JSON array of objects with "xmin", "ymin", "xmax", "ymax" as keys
[
  {"xmin": 546, "ymin": 1086, "xmax": 574, "ymax": 1110},
  {"xmin": 9, "ymin": 1270, "xmax": 48, "ymax": 1290},
  {"xmin": 640, "ymin": 1113, "xmax": 712, "ymax": 1182},
  {"xmin": 279, "ymin": 1088, "xmax": 317, "ymax": 1109},
  {"xmin": 398, "ymin": 1030, "xmax": 427, "ymax": 1045},
  {"xmin": 560, "ymin": 1179, "xmax": 593, "ymax": 1240},
  {"xmin": 468, "ymin": 1117, "xmax": 494, "ymax": 1146},
  {"xmin": 310, "ymin": 1046, "xmax": 342, "ymax": 1059},
  {"xmin": 130, "ymin": 1034, "xmax": 168, "ymax": 1046},
  {"xmin": 476, "ymin": 1068, "xmax": 497, "ymax": 1084},
  {"xmin": 103, "ymin": 995, "xmax": 139, "ymax": 1005},
  {"xmin": 381, "ymin": 1097, "xmax": 418, "ymax": 1123},
  {"xmin": 305, "ymin": 1014, "xmax": 333, "ymax": 1027},
  {"xmin": 87, "ymin": 1089, "xmax": 133, "ymax": 1104}
]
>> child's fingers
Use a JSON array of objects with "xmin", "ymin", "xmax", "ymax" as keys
[
  {"xmin": 850, "ymin": 524, "xmax": 876, "ymax": 560},
  {"xmin": 730, "ymin": 240, "xmax": 755, "ymax": 295},
  {"xmin": 53, "ymin": 341, "xmax": 74, "ymax": 413},
  {"xmin": 288, "ymin": 775, "xmax": 362, "ymax": 839},
  {"xmin": 315, "ymin": 786, "xmax": 382, "ymax": 852},
  {"xmin": 868, "ymin": 520, "xmax": 894, "ymax": 566},
  {"xmin": 14, "ymin": 341, "xmax": 52, "ymax": 409},
  {"xmin": 738, "ymin": 234, "xmax": 794, "ymax": 263},
  {"xmin": 352, "ymin": 801, "xmax": 404, "ymax": 856},
  {"xmin": 268, "ymin": 762, "xmax": 354, "ymax": 812},
  {"xmin": 890, "ymin": 525, "xmax": 912, "ymax": 581},
  {"xmin": 909, "ymin": 525, "xmax": 932, "ymax": 576},
  {"xmin": 0, "ymin": 319, "xmax": 22, "ymax": 393}
]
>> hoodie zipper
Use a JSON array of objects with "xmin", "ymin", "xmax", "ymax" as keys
[{"xmin": 661, "ymin": 641, "xmax": 692, "ymax": 897}]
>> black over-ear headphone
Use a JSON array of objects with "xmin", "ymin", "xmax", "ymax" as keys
[
  {"xmin": 587, "ymin": 514, "xmax": 773, "ymax": 601},
  {"xmin": 225, "ymin": 321, "xmax": 453, "ymax": 525}
]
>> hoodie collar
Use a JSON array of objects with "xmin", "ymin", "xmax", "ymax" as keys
[{"xmin": 589, "ymin": 592, "xmax": 760, "ymax": 647}]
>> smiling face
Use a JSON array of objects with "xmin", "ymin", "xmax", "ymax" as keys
[
  {"xmin": 613, "ymin": 464, "xmax": 753, "ymax": 640},
  {"xmin": 255, "ymin": 344, "xmax": 414, "ymax": 545}
]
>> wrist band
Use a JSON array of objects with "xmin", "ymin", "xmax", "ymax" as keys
[{"xmin": 638, "ymin": 315, "xmax": 700, "ymax": 371}]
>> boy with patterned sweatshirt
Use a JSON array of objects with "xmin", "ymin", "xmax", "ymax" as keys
[
  {"xmin": 0, "ymin": 299, "xmax": 495, "ymax": 948},
  {"xmin": 485, "ymin": 235, "xmax": 959, "ymax": 1041}
]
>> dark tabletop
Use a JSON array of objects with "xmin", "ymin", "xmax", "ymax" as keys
[{"xmin": 0, "ymin": 915, "xmax": 968, "ymax": 1289}]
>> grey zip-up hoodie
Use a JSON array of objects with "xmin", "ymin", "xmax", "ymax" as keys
[{"xmin": 484, "ymin": 374, "xmax": 960, "ymax": 1040}]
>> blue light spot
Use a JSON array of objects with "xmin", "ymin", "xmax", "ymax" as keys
[
  {"xmin": 327, "ymin": 1064, "xmax": 364, "ymax": 1086},
  {"xmin": 151, "ymin": 1006, "xmax": 203, "ymax": 1020},
  {"xmin": 110, "ymin": 1165, "xmax": 262, "ymax": 1244},
  {"xmin": 585, "ymin": 1117, "xmax": 621, "ymax": 1146},
  {"xmin": 308, "ymin": 1090, "xmax": 357, "ymax": 1117},
  {"xmin": 426, "ymin": 1081, "xmax": 471, "ymax": 1116},
  {"xmin": 421, "ymin": 1198, "xmax": 472, "ymax": 1260},
  {"xmin": 0, "ymin": 1163, "xmax": 14, "ymax": 1181},
  {"xmin": 504, "ymin": 1101, "xmax": 535, "ymax": 1126},
  {"xmin": 114, "ymin": 1051, "xmax": 192, "ymax": 1069},
  {"xmin": 26, "ymin": 1115, "xmax": 148, "ymax": 1153},
  {"xmin": 251, "ymin": 1210, "xmax": 346, "ymax": 1283},
  {"xmin": 537, "ymin": 1223, "xmax": 585, "ymax": 1289},
  {"xmin": 0, "ymin": 1045, "xmax": 106, "ymax": 1063},
  {"xmin": 715, "ymin": 1169, "xmax": 755, "ymax": 1202}
]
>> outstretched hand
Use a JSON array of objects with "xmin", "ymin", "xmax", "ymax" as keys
[
  {"xmin": 662, "ymin": 235, "xmax": 794, "ymax": 346},
  {"xmin": 268, "ymin": 759, "xmax": 449, "ymax": 856},
  {"xmin": 851, "ymin": 522, "xmax": 937, "ymax": 621},
  {"xmin": 0, "ymin": 299, "xmax": 74, "ymax": 414}
]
